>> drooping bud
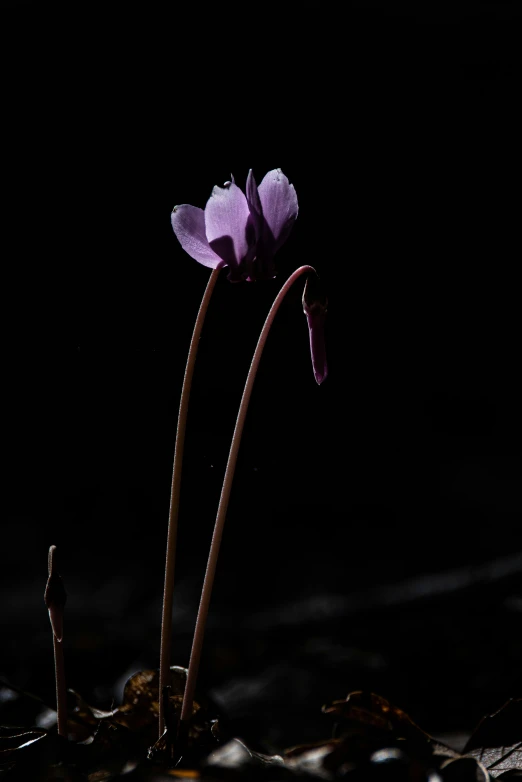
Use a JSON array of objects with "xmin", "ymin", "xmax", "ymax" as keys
[
  {"xmin": 44, "ymin": 545, "xmax": 67, "ymax": 642},
  {"xmin": 302, "ymin": 273, "xmax": 328, "ymax": 385}
]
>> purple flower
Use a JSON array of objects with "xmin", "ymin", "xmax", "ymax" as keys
[{"xmin": 171, "ymin": 169, "xmax": 298, "ymax": 281}]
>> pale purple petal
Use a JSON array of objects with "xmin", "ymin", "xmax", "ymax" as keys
[
  {"xmin": 257, "ymin": 168, "xmax": 298, "ymax": 253},
  {"xmin": 205, "ymin": 182, "xmax": 251, "ymax": 267},
  {"xmin": 171, "ymin": 204, "xmax": 223, "ymax": 268}
]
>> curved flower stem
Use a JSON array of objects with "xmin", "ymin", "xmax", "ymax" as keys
[
  {"xmin": 159, "ymin": 266, "xmax": 221, "ymax": 737},
  {"xmin": 180, "ymin": 264, "xmax": 316, "ymax": 724}
]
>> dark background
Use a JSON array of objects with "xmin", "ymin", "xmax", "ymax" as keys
[{"xmin": 1, "ymin": 2, "xmax": 521, "ymax": 753}]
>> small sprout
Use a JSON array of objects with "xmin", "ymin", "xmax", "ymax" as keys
[
  {"xmin": 44, "ymin": 545, "xmax": 66, "ymax": 642},
  {"xmin": 44, "ymin": 545, "xmax": 67, "ymax": 738}
]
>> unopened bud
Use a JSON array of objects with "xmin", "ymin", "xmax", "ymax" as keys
[{"xmin": 302, "ymin": 274, "xmax": 328, "ymax": 385}]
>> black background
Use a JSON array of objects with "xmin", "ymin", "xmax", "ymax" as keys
[{"xmin": 1, "ymin": 2, "xmax": 521, "ymax": 753}]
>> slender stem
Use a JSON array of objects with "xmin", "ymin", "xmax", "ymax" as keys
[
  {"xmin": 180, "ymin": 265, "xmax": 316, "ymax": 723},
  {"xmin": 53, "ymin": 634, "xmax": 67, "ymax": 738},
  {"xmin": 158, "ymin": 266, "xmax": 221, "ymax": 737}
]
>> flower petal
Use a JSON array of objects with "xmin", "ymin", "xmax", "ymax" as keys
[
  {"xmin": 171, "ymin": 205, "xmax": 223, "ymax": 268},
  {"xmin": 205, "ymin": 182, "xmax": 251, "ymax": 268},
  {"xmin": 258, "ymin": 168, "xmax": 298, "ymax": 253}
]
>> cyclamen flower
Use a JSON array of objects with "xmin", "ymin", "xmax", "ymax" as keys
[{"xmin": 171, "ymin": 168, "xmax": 298, "ymax": 281}]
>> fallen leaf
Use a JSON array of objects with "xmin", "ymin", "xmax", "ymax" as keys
[{"xmin": 464, "ymin": 699, "xmax": 522, "ymax": 777}]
